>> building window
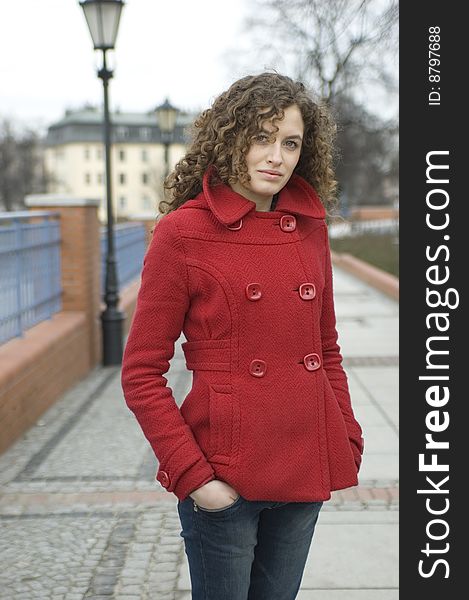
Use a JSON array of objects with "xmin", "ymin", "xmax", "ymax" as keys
[
  {"xmin": 97, "ymin": 173, "xmax": 103, "ymax": 185},
  {"xmin": 116, "ymin": 126, "xmax": 129, "ymax": 139},
  {"xmin": 84, "ymin": 147, "xmax": 90, "ymax": 160},
  {"xmin": 85, "ymin": 173, "xmax": 91, "ymax": 184},
  {"xmin": 142, "ymin": 196, "xmax": 151, "ymax": 210},
  {"xmin": 119, "ymin": 173, "xmax": 126, "ymax": 185},
  {"xmin": 97, "ymin": 147, "xmax": 102, "ymax": 160},
  {"xmin": 142, "ymin": 172, "xmax": 149, "ymax": 185},
  {"xmin": 52, "ymin": 130, "xmax": 64, "ymax": 143},
  {"xmin": 140, "ymin": 127, "xmax": 151, "ymax": 140},
  {"xmin": 141, "ymin": 149, "xmax": 148, "ymax": 162},
  {"xmin": 118, "ymin": 149, "xmax": 126, "ymax": 162},
  {"xmin": 119, "ymin": 196, "xmax": 127, "ymax": 209}
]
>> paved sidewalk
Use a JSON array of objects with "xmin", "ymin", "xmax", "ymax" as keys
[{"xmin": 0, "ymin": 266, "xmax": 398, "ymax": 600}]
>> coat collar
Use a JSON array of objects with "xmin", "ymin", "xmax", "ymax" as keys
[{"xmin": 201, "ymin": 164, "xmax": 326, "ymax": 226}]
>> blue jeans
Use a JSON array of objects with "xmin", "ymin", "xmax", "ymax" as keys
[{"xmin": 177, "ymin": 493, "xmax": 323, "ymax": 600}]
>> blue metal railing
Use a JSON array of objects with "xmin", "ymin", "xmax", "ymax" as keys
[
  {"xmin": 100, "ymin": 222, "xmax": 146, "ymax": 296},
  {"xmin": 0, "ymin": 211, "xmax": 62, "ymax": 345},
  {"xmin": 0, "ymin": 214, "xmax": 146, "ymax": 345}
]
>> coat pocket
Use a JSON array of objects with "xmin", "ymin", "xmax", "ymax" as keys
[
  {"xmin": 208, "ymin": 384, "xmax": 234, "ymax": 465},
  {"xmin": 194, "ymin": 494, "xmax": 243, "ymax": 513},
  {"xmin": 322, "ymin": 372, "xmax": 358, "ymax": 487}
]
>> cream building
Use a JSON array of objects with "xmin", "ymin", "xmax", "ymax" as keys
[{"xmin": 44, "ymin": 105, "xmax": 193, "ymax": 222}]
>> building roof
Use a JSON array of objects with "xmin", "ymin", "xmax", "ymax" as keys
[{"xmin": 45, "ymin": 105, "xmax": 195, "ymax": 146}]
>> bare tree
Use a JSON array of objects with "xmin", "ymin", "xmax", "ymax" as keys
[
  {"xmin": 0, "ymin": 120, "xmax": 17, "ymax": 211},
  {"xmin": 333, "ymin": 94, "xmax": 398, "ymax": 207},
  {"xmin": 225, "ymin": 0, "xmax": 398, "ymax": 107},
  {"xmin": 0, "ymin": 118, "xmax": 51, "ymax": 212}
]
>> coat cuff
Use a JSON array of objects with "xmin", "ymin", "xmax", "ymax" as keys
[{"xmin": 156, "ymin": 458, "xmax": 216, "ymax": 501}]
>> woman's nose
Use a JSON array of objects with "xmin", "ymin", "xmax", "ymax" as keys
[{"xmin": 267, "ymin": 143, "xmax": 283, "ymax": 164}]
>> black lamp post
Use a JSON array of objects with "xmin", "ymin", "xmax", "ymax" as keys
[
  {"xmin": 79, "ymin": 0, "xmax": 125, "ymax": 366},
  {"xmin": 156, "ymin": 98, "xmax": 178, "ymax": 179}
]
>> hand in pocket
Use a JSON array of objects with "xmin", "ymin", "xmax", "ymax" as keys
[{"xmin": 190, "ymin": 479, "xmax": 240, "ymax": 510}]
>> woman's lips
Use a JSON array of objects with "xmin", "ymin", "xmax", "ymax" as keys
[{"xmin": 257, "ymin": 170, "xmax": 282, "ymax": 179}]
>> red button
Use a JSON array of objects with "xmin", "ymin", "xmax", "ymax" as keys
[
  {"xmin": 157, "ymin": 470, "xmax": 170, "ymax": 488},
  {"xmin": 280, "ymin": 215, "xmax": 296, "ymax": 232},
  {"xmin": 303, "ymin": 353, "xmax": 321, "ymax": 371},
  {"xmin": 227, "ymin": 218, "xmax": 243, "ymax": 230},
  {"xmin": 246, "ymin": 283, "xmax": 262, "ymax": 301},
  {"xmin": 249, "ymin": 359, "xmax": 266, "ymax": 377},
  {"xmin": 299, "ymin": 283, "xmax": 316, "ymax": 300}
]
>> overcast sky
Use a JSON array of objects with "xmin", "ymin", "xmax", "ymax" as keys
[
  {"xmin": 0, "ymin": 0, "xmax": 397, "ymax": 134},
  {"xmin": 0, "ymin": 0, "xmax": 252, "ymax": 132}
]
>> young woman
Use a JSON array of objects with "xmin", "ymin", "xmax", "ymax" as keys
[{"xmin": 121, "ymin": 71, "xmax": 364, "ymax": 600}]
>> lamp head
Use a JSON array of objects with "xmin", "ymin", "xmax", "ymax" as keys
[
  {"xmin": 79, "ymin": 0, "xmax": 125, "ymax": 50},
  {"xmin": 156, "ymin": 98, "xmax": 178, "ymax": 134}
]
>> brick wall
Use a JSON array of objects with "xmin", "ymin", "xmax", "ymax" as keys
[
  {"xmin": 350, "ymin": 206, "xmax": 399, "ymax": 221},
  {"xmin": 0, "ymin": 313, "xmax": 89, "ymax": 454},
  {"xmin": 0, "ymin": 197, "xmax": 149, "ymax": 454}
]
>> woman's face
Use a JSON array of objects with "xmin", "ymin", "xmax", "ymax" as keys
[{"xmin": 231, "ymin": 104, "xmax": 304, "ymax": 206}]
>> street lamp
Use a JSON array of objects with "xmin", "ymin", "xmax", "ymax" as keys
[
  {"xmin": 79, "ymin": 0, "xmax": 125, "ymax": 366},
  {"xmin": 156, "ymin": 98, "xmax": 178, "ymax": 179}
]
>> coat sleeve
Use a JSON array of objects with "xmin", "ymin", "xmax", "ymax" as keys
[
  {"xmin": 320, "ymin": 224, "xmax": 365, "ymax": 471},
  {"xmin": 121, "ymin": 214, "xmax": 215, "ymax": 500}
]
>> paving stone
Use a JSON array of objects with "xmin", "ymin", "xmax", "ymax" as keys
[
  {"xmin": 118, "ymin": 568, "xmax": 145, "ymax": 577},
  {"xmin": 154, "ymin": 561, "xmax": 178, "ymax": 572},
  {"xmin": 116, "ymin": 585, "xmax": 142, "ymax": 595},
  {"xmin": 90, "ymin": 587, "xmax": 115, "ymax": 595}
]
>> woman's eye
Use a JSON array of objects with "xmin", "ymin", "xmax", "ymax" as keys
[{"xmin": 253, "ymin": 135, "xmax": 299, "ymax": 148}]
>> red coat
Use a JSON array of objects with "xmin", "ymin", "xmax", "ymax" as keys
[{"xmin": 121, "ymin": 164, "xmax": 364, "ymax": 502}]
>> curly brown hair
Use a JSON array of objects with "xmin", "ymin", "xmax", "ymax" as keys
[{"xmin": 159, "ymin": 71, "xmax": 338, "ymax": 216}]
